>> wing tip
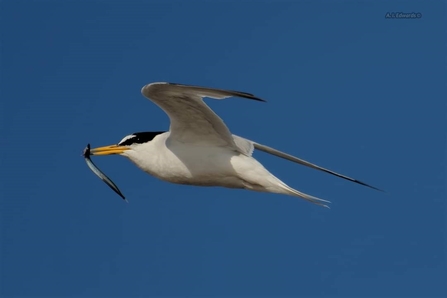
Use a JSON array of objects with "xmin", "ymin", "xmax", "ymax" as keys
[
  {"xmin": 227, "ymin": 89, "xmax": 267, "ymax": 102},
  {"xmin": 249, "ymin": 95, "xmax": 267, "ymax": 102},
  {"xmin": 355, "ymin": 179, "xmax": 385, "ymax": 192}
]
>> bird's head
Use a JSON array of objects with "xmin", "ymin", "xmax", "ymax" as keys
[{"xmin": 90, "ymin": 131, "xmax": 165, "ymax": 157}]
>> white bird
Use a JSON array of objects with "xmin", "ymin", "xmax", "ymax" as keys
[{"xmin": 90, "ymin": 82, "xmax": 381, "ymax": 208}]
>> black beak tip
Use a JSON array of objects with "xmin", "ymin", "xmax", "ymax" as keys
[{"xmin": 83, "ymin": 144, "xmax": 91, "ymax": 157}]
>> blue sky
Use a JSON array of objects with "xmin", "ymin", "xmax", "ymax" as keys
[{"xmin": 1, "ymin": 0, "xmax": 446, "ymax": 297}]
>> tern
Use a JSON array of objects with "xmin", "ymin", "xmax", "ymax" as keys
[{"xmin": 89, "ymin": 82, "xmax": 381, "ymax": 208}]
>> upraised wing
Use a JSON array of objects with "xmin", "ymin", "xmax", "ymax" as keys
[{"xmin": 141, "ymin": 82, "xmax": 265, "ymax": 149}]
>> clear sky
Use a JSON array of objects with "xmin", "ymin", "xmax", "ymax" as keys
[{"xmin": 1, "ymin": 1, "xmax": 446, "ymax": 297}]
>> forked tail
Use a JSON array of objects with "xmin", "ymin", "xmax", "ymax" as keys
[{"xmin": 274, "ymin": 179, "xmax": 331, "ymax": 208}]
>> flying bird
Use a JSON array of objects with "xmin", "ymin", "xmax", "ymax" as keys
[{"xmin": 89, "ymin": 82, "xmax": 381, "ymax": 208}]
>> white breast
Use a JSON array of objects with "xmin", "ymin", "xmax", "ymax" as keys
[{"xmin": 122, "ymin": 133, "xmax": 245, "ymax": 187}]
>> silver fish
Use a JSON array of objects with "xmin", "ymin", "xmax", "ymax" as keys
[{"xmin": 83, "ymin": 144, "xmax": 127, "ymax": 202}]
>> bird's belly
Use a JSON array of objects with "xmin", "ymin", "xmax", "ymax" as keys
[{"xmin": 136, "ymin": 146, "xmax": 246, "ymax": 188}]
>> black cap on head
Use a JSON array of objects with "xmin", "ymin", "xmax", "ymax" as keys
[{"xmin": 118, "ymin": 131, "xmax": 165, "ymax": 146}]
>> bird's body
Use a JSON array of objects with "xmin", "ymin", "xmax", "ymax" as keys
[
  {"xmin": 125, "ymin": 132, "xmax": 241, "ymax": 186},
  {"xmin": 124, "ymin": 132, "xmax": 295, "ymax": 194},
  {"xmin": 90, "ymin": 82, "xmax": 381, "ymax": 208}
]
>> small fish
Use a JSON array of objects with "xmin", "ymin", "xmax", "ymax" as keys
[{"xmin": 83, "ymin": 143, "xmax": 127, "ymax": 202}]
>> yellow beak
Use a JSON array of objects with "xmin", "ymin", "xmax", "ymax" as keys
[{"xmin": 90, "ymin": 145, "xmax": 129, "ymax": 156}]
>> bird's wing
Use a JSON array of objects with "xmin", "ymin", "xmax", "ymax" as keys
[
  {"xmin": 232, "ymin": 134, "xmax": 255, "ymax": 156},
  {"xmin": 141, "ymin": 82, "xmax": 265, "ymax": 148},
  {"xmin": 234, "ymin": 136, "xmax": 383, "ymax": 191}
]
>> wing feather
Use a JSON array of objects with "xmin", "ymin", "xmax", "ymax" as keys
[
  {"xmin": 141, "ymin": 82, "xmax": 264, "ymax": 149},
  {"xmin": 232, "ymin": 134, "xmax": 255, "ymax": 156},
  {"xmin": 252, "ymin": 141, "xmax": 383, "ymax": 191}
]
